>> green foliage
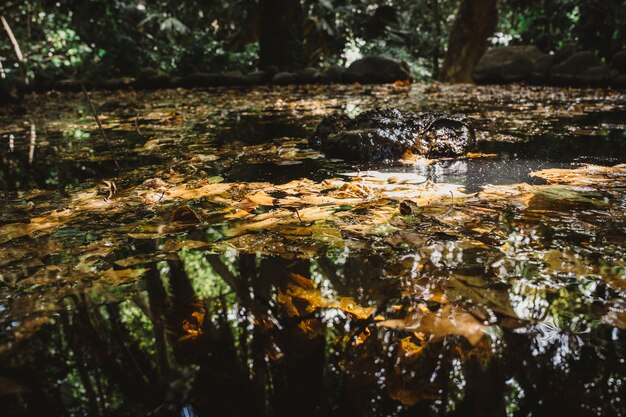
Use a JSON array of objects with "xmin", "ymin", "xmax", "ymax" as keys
[
  {"xmin": 499, "ymin": 0, "xmax": 626, "ymax": 56},
  {"xmin": 0, "ymin": 5, "xmax": 96, "ymax": 80},
  {"xmin": 0, "ymin": 0, "xmax": 623, "ymax": 83},
  {"xmin": 304, "ymin": 0, "xmax": 459, "ymax": 80}
]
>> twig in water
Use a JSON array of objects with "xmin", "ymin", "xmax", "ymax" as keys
[
  {"xmin": 294, "ymin": 208, "xmax": 303, "ymax": 224},
  {"xmin": 28, "ymin": 120, "xmax": 35, "ymax": 164},
  {"xmin": 134, "ymin": 113, "xmax": 143, "ymax": 136},
  {"xmin": 81, "ymin": 83, "xmax": 120, "ymax": 172}
]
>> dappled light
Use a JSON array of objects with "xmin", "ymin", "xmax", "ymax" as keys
[
  {"xmin": 1, "ymin": 1, "xmax": 626, "ymax": 415},
  {"xmin": 1, "ymin": 82, "xmax": 625, "ymax": 416}
]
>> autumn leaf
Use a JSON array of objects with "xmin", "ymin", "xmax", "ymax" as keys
[
  {"xmin": 170, "ymin": 205, "xmax": 202, "ymax": 224},
  {"xmin": 246, "ymin": 191, "xmax": 275, "ymax": 206},
  {"xmin": 377, "ymin": 304, "xmax": 487, "ymax": 346}
]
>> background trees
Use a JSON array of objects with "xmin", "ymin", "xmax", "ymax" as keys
[{"xmin": 0, "ymin": 0, "xmax": 624, "ymax": 83}]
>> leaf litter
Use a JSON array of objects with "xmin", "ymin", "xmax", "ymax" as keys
[{"xmin": 1, "ymin": 84, "xmax": 626, "ymax": 391}]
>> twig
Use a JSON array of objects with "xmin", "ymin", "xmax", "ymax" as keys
[
  {"xmin": 134, "ymin": 113, "xmax": 143, "ymax": 136},
  {"xmin": 0, "ymin": 15, "xmax": 26, "ymax": 84},
  {"xmin": 28, "ymin": 120, "xmax": 35, "ymax": 164},
  {"xmin": 81, "ymin": 83, "xmax": 120, "ymax": 172},
  {"xmin": 294, "ymin": 208, "xmax": 303, "ymax": 224}
]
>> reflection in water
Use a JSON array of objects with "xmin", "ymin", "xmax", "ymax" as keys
[
  {"xmin": 1, "ymin": 84, "xmax": 626, "ymax": 416},
  {"xmin": 2, "ymin": 247, "xmax": 626, "ymax": 417}
]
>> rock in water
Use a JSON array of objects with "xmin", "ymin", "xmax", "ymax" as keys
[
  {"xmin": 309, "ymin": 108, "xmax": 475, "ymax": 161},
  {"xmin": 345, "ymin": 57, "xmax": 412, "ymax": 83},
  {"xmin": 473, "ymin": 45, "xmax": 544, "ymax": 83}
]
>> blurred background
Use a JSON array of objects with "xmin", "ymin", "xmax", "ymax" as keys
[{"xmin": 0, "ymin": 0, "xmax": 625, "ymax": 87}]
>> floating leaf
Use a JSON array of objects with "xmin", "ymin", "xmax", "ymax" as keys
[
  {"xmin": 246, "ymin": 191, "xmax": 275, "ymax": 206},
  {"xmin": 377, "ymin": 304, "xmax": 487, "ymax": 346},
  {"xmin": 170, "ymin": 205, "xmax": 202, "ymax": 224}
]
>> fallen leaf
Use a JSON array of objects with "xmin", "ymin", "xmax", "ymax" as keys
[{"xmin": 377, "ymin": 304, "xmax": 487, "ymax": 345}]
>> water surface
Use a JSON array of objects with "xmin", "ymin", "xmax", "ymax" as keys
[{"xmin": 1, "ymin": 84, "xmax": 626, "ymax": 417}]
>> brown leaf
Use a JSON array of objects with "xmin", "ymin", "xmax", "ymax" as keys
[
  {"xmin": 377, "ymin": 304, "xmax": 487, "ymax": 345},
  {"xmin": 246, "ymin": 191, "xmax": 275, "ymax": 206},
  {"xmin": 170, "ymin": 205, "xmax": 202, "ymax": 224}
]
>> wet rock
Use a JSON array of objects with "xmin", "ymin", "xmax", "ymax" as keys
[
  {"xmin": 550, "ymin": 51, "xmax": 606, "ymax": 85},
  {"xmin": 309, "ymin": 108, "xmax": 475, "ymax": 161},
  {"xmin": 345, "ymin": 56, "xmax": 412, "ymax": 84},
  {"xmin": 473, "ymin": 45, "xmax": 544, "ymax": 83},
  {"xmin": 612, "ymin": 51, "xmax": 626, "ymax": 73}
]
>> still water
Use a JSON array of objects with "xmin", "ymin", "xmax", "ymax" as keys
[{"xmin": 1, "ymin": 84, "xmax": 626, "ymax": 417}]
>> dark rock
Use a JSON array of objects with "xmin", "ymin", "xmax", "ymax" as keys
[
  {"xmin": 30, "ymin": 75, "xmax": 55, "ymax": 93},
  {"xmin": 473, "ymin": 45, "xmax": 544, "ymax": 83},
  {"xmin": 178, "ymin": 72, "xmax": 243, "ymax": 88},
  {"xmin": 223, "ymin": 70, "xmax": 244, "ymax": 79},
  {"xmin": 264, "ymin": 65, "xmax": 280, "ymax": 76},
  {"xmin": 612, "ymin": 51, "xmax": 626, "ymax": 73},
  {"xmin": 56, "ymin": 79, "xmax": 87, "ymax": 91},
  {"xmin": 297, "ymin": 67, "xmax": 319, "ymax": 83},
  {"xmin": 272, "ymin": 72, "xmax": 298, "ymax": 85},
  {"xmin": 133, "ymin": 73, "xmax": 173, "ymax": 89},
  {"xmin": 99, "ymin": 78, "xmax": 134, "ymax": 90},
  {"xmin": 0, "ymin": 78, "xmax": 20, "ymax": 104},
  {"xmin": 136, "ymin": 68, "xmax": 160, "ymax": 79},
  {"xmin": 315, "ymin": 71, "xmax": 333, "ymax": 84},
  {"xmin": 553, "ymin": 43, "xmax": 577, "ymax": 64},
  {"xmin": 325, "ymin": 65, "xmax": 347, "ymax": 83},
  {"xmin": 550, "ymin": 51, "xmax": 606, "ymax": 85},
  {"xmin": 301, "ymin": 67, "xmax": 318, "ymax": 77},
  {"xmin": 529, "ymin": 54, "xmax": 555, "ymax": 84},
  {"xmin": 531, "ymin": 54, "xmax": 554, "ymax": 75},
  {"xmin": 271, "ymin": 69, "xmax": 320, "ymax": 85},
  {"xmin": 612, "ymin": 73, "xmax": 626, "ymax": 89},
  {"xmin": 243, "ymin": 70, "xmax": 271, "ymax": 84},
  {"xmin": 309, "ymin": 108, "xmax": 475, "ymax": 162},
  {"xmin": 579, "ymin": 66, "xmax": 611, "ymax": 86},
  {"xmin": 345, "ymin": 56, "xmax": 412, "ymax": 84}
]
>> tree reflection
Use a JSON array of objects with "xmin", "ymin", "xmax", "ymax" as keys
[{"xmin": 2, "ymin": 249, "xmax": 626, "ymax": 417}]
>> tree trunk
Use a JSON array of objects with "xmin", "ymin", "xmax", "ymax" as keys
[
  {"xmin": 259, "ymin": 0, "xmax": 304, "ymax": 71},
  {"xmin": 431, "ymin": 0, "xmax": 442, "ymax": 79},
  {"xmin": 439, "ymin": 0, "xmax": 498, "ymax": 83}
]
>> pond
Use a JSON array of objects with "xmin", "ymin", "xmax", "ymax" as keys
[{"xmin": 1, "ymin": 83, "xmax": 626, "ymax": 417}]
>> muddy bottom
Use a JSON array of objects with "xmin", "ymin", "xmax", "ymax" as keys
[{"xmin": 1, "ymin": 84, "xmax": 626, "ymax": 417}]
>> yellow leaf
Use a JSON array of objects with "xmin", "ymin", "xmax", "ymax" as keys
[
  {"xmin": 246, "ymin": 191, "xmax": 275, "ymax": 206},
  {"xmin": 290, "ymin": 272, "xmax": 316, "ymax": 289},
  {"xmin": 101, "ymin": 267, "xmax": 148, "ymax": 283},
  {"xmin": 377, "ymin": 304, "xmax": 486, "ymax": 346}
]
